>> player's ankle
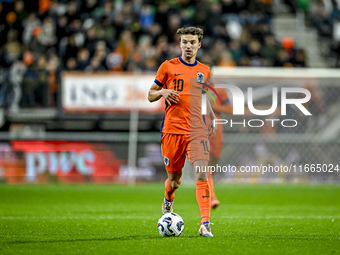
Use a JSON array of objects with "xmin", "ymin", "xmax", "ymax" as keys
[
  {"xmin": 164, "ymin": 197, "xmax": 173, "ymax": 202},
  {"xmin": 201, "ymin": 219, "xmax": 210, "ymax": 225}
]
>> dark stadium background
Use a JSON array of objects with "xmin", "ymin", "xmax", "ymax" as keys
[
  {"xmin": 0, "ymin": 1, "xmax": 339, "ymax": 253},
  {"xmin": 0, "ymin": 0, "xmax": 339, "ymax": 184}
]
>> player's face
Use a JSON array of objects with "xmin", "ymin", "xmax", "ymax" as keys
[{"xmin": 180, "ymin": 34, "xmax": 201, "ymax": 60}]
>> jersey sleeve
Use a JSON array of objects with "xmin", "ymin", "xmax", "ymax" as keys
[
  {"xmin": 207, "ymin": 68, "xmax": 211, "ymax": 84},
  {"xmin": 154, "ymin": 61, "xmax": 168, "ymax": 87},
  {"xmin": 202, "ymin": 67, "xmax": 211, "ymax": 94},
  {"xmin": 218, "ymin": 88, "xmax": 230, "ymax": 105},
  {"xmin": 210, "ymin": 84, "xmax": 229, "ymax": 105}
]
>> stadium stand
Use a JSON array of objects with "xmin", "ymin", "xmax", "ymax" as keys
[
  {"xmin": 0, "ymin": 1, "xmax": 339, "ymax": 185},
  {"xmin": 0, "ymin": 0, "xmax": 313, "ymax": 111},
  {"xmin": 308, "ymin": 0, "xmax": 340, "ymax": 67}
]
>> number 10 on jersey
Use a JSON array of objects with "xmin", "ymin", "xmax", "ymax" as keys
[{"xmin": 173, "ymin": 79, "xmax": 184, "ymax": 91}]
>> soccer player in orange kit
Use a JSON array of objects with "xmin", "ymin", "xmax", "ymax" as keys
[{"xmin": 148, "ymin": 27, "xmax": 217, "ymax": 237}]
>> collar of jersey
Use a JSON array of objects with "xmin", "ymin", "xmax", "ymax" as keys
[{"xmin": 179, "ymin": 56, "xmax": 197, "ymax": 67}]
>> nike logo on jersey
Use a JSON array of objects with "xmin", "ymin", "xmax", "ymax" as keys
[{"xmin": 174, "ymin": 73, "xmax": 183, "ymax": 76}]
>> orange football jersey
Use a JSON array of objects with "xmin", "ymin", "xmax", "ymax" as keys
[{"xmin": 154, "ymin": 57, "xmax": 210, "ymax": 135}]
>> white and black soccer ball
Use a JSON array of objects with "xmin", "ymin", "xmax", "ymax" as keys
[{"xmin": 157, "ymin": 212, "xmax": 184, "ymax": 237}]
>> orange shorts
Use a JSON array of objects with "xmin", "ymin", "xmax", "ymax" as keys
[
  {"xmin": 161, "ymin": 133, "xmax": 209, "ymax": 174},
  {"xmin": 209, "ymin": 124, "xmax": 224, "ymax": 159}
]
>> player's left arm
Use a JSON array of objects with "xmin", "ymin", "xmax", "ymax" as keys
[
  {"xmin": 205, "ymin": 69, "xmax": 217, "ymax": 136},
  {"xmin": 206, "ymin": 97, "xmax": 217, "ymax": 136},
  {"xmin": 212, "ymin": 101, "xmax": 233, "ymax": 114}
]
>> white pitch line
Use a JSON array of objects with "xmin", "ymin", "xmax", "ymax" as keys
[
  {"xmin": 219, "ymin": 215, "xmax": 340, "ymax": 219},
  {"xmin": 1, "ymin": 215, "xmax": 339, "ymax": 220},
  {"xmin": 0, "ymin": 215, "xmax": 152, "ymax": 220}
]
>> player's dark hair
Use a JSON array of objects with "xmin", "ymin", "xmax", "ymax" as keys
[{"xmin": 176, "ymin": 26, "xmax": 204, "ymax": 42}]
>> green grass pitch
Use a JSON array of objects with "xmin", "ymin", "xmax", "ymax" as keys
[{"xmin": 0, "ymin": 183, "xmax": 339, "ymax": 254}]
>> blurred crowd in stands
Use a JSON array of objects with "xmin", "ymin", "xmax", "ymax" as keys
[
  {"xmin": 0, "ymin": 0, "xmax": 337, "ymax": 110},
  {"xmin": 309, "ymin": 0, "xmax": 340, "ymax": 67}
]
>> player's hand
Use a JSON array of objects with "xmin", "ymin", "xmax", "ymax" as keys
[
  {"xmin": 208, "ymin": 119, "xmax": 217, "ymax": 136},
  {"xmin": 162, "ymin": 89, "xmax": 180, "ymax": 105}
]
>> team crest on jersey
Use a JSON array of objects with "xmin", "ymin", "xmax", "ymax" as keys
[
  {"xmin": 197, "ymin": 72, "xmax": 204, "ymax": 83},
  {"xmin": 164, "ymin": 156, "xmax": 169, "ymax": 166}
]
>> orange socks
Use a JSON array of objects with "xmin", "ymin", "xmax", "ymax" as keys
[
  {"xmin": 165, "ymin": 179, "xmax": 211, "ymax": 224},
  {"xmin": 196, "ymin": 180, "xmax": 211, "ymax": 224},
  {"xmin": 164, "ymin": 179, "xmax": 175, "ymax": 201},
  {"xmin": 207, "ymin": 171, "xmax": 216, "ymax": 200}
]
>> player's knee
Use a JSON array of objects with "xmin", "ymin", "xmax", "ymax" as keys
[
  {"xmin": 194, "ymin": 171, "xmax": 208, "ymax": 182},
  {"xmin": 194, "ymin": 163, "xmax": 208, "ymax": 181},
  {"xmin": 195, "ymin": 177, "xmax": 208, "ymax": 182},
  {"xmin": 169, "ymin": 180, "xmax": 181, "ymax": 190}
]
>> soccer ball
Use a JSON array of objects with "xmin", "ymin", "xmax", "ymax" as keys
[{"xmin": 157, "ymin": 212, "xmax": 184, "ymax": 237}]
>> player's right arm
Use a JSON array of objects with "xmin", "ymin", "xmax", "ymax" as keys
[
  {"xmin": 148, "ymin": 60, "xmax": 180, "ymax": 105},
  {"xmin": 148, "ymin": 83, "xmax": 180, "ymax": 105}
]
